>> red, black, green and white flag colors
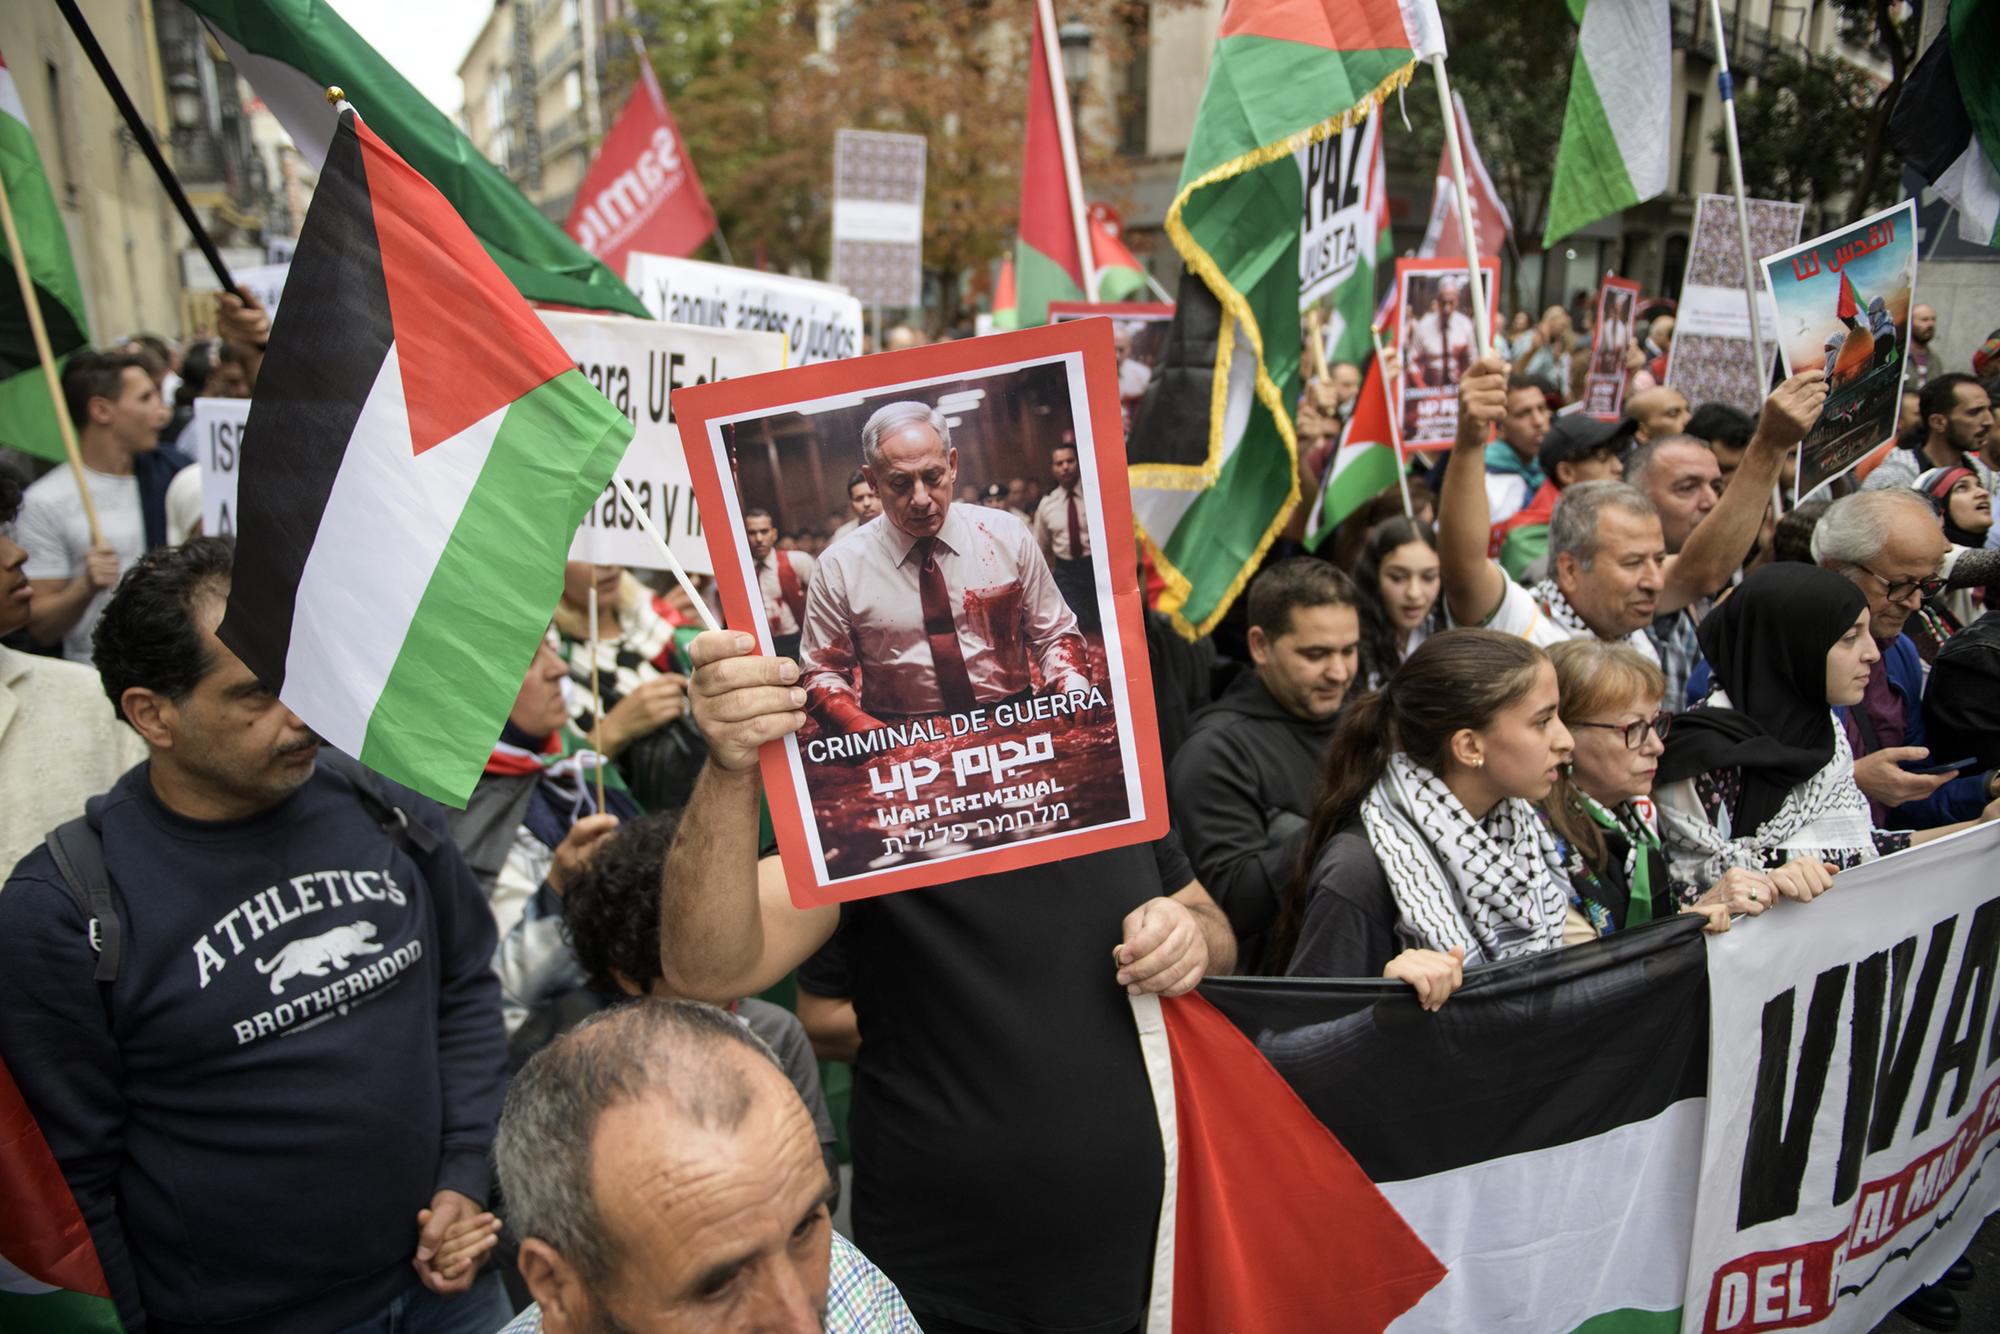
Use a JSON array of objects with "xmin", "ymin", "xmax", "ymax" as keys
[
  {"xmin": 1138, "ymin": 921, "xmax": 1708, "ymax": 1331},
  {"xmin": 1128, "ymin": 0, "xmax": 1444, "ymax": 639},
  {"xmin": 1543, "ymin": 0, "xmax": 1671, "ymax": 248},
  {"xmin": 0, "ymin": 1055, "xmax": 121, "ymax": 1333},
  {"xmin": 0, "ymin": 47, "xmax": 90, "ymax": 463},
  {"xmin": 1892, "ymin": 0, "xmax": 2000, "ymax": 249},
  {"xmin": 185, "ymin": 0, "xmax": 647, "ymax": 317},
  {"xmin": 1010, "ymin": 0, "xmax": 1092, "ymax": 325},
  {"xmin": 217, "ymin": 106, "xmax": 631, "ymax": 808}
]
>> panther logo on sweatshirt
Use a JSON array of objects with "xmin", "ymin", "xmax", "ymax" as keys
[{"xmin": 254, "ymin": 921, "xmax": 384, "ymax": 996}]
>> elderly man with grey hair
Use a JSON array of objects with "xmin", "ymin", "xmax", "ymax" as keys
[
  {"xmin": 798, "ymin": 399, "xmax": 1090, "ymax": 733},
  {"xmin": 1440, "ymin": 356, "xmax": 1825, "ymax": 677},
  {"xmin": 1805, "ymin": 489, "xmax": 2000, "ymax": 829},
  {"xmin": 495, "ymin": 998, "xmax": 919, "ymax": 1334}
]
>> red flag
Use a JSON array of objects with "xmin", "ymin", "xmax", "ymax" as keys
[
  {"xmin": 1418, "ymin": 93, "xmax": 1513, "ymax": 261},
  {"xmin": 1836, "ymin": 272, "xmax": 1860, "ymax": 321},
  {"xmin": 563, "ymin": 57, "xmax": 716, "ymax": 278},
  {"xmin": 1088, "ymin": 202, "xmax": 1150, "ymax": 302}
]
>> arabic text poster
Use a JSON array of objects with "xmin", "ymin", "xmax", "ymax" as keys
[{"xmin": 1760, "ymin": 199, "xmax": 1917, "ymax": 498}]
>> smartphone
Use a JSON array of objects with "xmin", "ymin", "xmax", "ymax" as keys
[{"xmin": 1907, "ymin": 756, "xmax": 1979, "ymax": 776}]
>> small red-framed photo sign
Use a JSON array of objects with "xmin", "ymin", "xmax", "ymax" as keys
[{"xmin": 672, "ymin": 319, "xmax": 1168, "ymax": 906}]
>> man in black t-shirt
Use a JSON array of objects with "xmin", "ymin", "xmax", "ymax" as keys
[
  {"xmin": 0, "ymin": 539, "xmax": 510, "ymax": 1334},
  {"xmin": 655, "ymin": 630, "xmax": 1235, "ymax": 1334}
]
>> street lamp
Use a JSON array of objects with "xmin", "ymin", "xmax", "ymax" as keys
[{"xmin": 1058, "ymin": 17, "xmax": 1091, "ymax": 122}]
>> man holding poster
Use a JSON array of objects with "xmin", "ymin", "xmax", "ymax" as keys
[{"xmin": 1396, "ymin": 259, "xmax": 1499, "ymax": 450}]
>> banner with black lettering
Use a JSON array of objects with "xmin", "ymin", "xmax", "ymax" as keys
[
  {"xmin": 537, "ymin": 312, "xmax": 783, "ymax": 574},
  {"xmin": 1685, "ymin": 823, "xmax": 2000, "ymax": 1332},
  {"xmin": 624, "ymin": 251, "xmax": 864, "ymax": 365},
  {"xmin": 192, "ymin": 396, "xmax": 252, "ymax": 537}
]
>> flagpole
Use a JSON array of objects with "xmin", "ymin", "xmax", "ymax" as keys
[
  {"xmin": 587, "ymin": 580, "xmax": 607, "ymax": 810},
  {"xmin": 53, "ymin": 0, "xmax": 239, "ymax": 296},
  {"xmin": 1428, "ymin": 56, "xmax": 1491, "ymax": 361},
  {"xmin": 1036, "ymin": 0, "xmax": 1098, "ymax": 302},
  {"xmin": 0, "ymin": 164, "xmax": 104, "ymax": 546},
  {"xmin": 611, "ymin": 475, "xmax": 722, "ymax": 633},
  {"xmin": 1372, "ymin": 324, "xmax": 1415, "ymax": 520},
  {"xmin": 1701, "ymin": 0, "xmax": 1785, "ymax": 506}
]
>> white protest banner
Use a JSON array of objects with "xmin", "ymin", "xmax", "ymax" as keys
[
  {"xmin": 832, "ymin": 128, "xmax": 926, "ymax": 308},
  {"xmin": 233, "ymin": 262, "xmax": 290, "ymax": 317},
  {"xmin": 192, "ymin": 396, "xmax": 251, "ymax": 537},
  {"xmin": 1296, "ymin": 115, "xmax": 1376, "ymax": 308},
  {"xmin": 1685, "ymin": 823, "xmax": 2000, "ymax": 1333},
  {"xmin": 625, "ymin": 251, "xmax": 863, "ymax": 365},
  {"xmin": 542, "ymin": 311, "xmax": 785, "ymax": 573}
]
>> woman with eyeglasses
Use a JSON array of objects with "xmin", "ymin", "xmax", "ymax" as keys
[
  {"xmin": 1542, "ymin": 640, "xmax": 1764, "ymax": 941},
  {"xmin": 1654, "ymin": 565, "xmax": 2000, "ymax": 899}
]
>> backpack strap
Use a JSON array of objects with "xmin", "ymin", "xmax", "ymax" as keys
[
  {"xmin": 317, "ymin": 749, "xmax": 441, "ymax": 861},
  {"xmin": 44, "ymin": 818, "xmax": 123, "ymax": 984}
]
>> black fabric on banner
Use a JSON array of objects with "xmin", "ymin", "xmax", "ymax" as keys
[
  {"xmin": 217, "ymin": 109, "xmax": 394, "ymax": 691},
  {"xmin": 1199, "ymin": 915, "xmax": 1710, "ymax": 1183},
  {"xmin": 1124, "ymin": 267, "xmax": 1221, "ymax": 472}
]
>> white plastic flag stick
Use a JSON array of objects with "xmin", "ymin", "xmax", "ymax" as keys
[
  {"xmin": 612, "ymin": 474, "xmax": 721, "ymax": 633},
  {"xmin": 1429, "ymin": 55, "xmax": 1490, "ymax": 361},
  {"xmin": 587, "ymin": 579, "xmax": 606, "ymax": 809}
]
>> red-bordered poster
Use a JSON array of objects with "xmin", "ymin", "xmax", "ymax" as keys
[
  {"xmin": 1392, "ymin": 256, "xmax": 1500, "ymax": 451},
  {"xmin": 1584, "ymin": 274, "xmax": 1642, "ymax": 422},
  {"xmin": 673, "ymin": 320, "xmax": 1168, "ymax": 906}
]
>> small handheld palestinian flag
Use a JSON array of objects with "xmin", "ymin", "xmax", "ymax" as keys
[
  {"xmin": 1836, "ymin": 272, "xmax": 1861, "ymax": 322},
  {"xmin": 1, "ymin": 1055, "xmax": 122, "ymax": 1332},
  {"xmin": 218, "ymin": 100, "xmax": 632, "ymax": 807}
]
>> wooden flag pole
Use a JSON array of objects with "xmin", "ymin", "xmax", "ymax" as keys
[
  {"xmin": 1372, "ymin": 324, "xmax": 1416, "ymax": 521},
  {"xmin": 0, "ymin": 164, "xmax": 103, "ymax": 546},
  {"xmin": 611, "ymin": 475, "xmax": 722, "ymax": 633},
  {"xmin": 1429, "ymin": 56, "xmax": 1491, "ymax": 361},
  {"xmin": 587, "ymin": 580, "xmax": 607, "ymax": 811},
  {"xmin": 1037, "ymin": 0, "xmax": 1098, "ymax": 302},
  {"xmin": 54, "ymin": 0, "xmax": 239, "ymax": 296}
]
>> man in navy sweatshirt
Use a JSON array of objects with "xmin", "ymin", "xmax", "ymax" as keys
[{"xmin": 0, "ymin": 538, "xmax": 511, "ymax": 1334}]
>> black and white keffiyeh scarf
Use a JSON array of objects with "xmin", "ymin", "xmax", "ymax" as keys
[
  {"xmin": 1529, "ymin": 578, "xmax": 1659, "ymax": 661},
  {"xmin": 1361, "ymin": 752, "xmax": 1571, "ymax": 965}
]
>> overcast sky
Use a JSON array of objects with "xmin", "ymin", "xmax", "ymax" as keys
[{"xmin": 337, "ymin": 0, "xmax": 491, "ymax": 118}]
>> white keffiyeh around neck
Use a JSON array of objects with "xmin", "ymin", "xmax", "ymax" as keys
[
  {"xmin": 1529, "ymin": 578, "xmax": 1659, "ymax": 662},
  {"xmin": 1361, "ymin": 752, "xmax": 1571, "ymax": 966},
  {"xmin": 1655, "ymin": 700, "xmax": 1878, "ymax": 890}
]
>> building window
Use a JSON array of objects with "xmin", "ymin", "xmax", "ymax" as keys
[
  {"xmin": 1119, "ymin": 9, "xmax": 1150, "ymax": 157},
  {"xmin": 1676, "ymin": 91, "xmax": 1703, "ymax": 195},
  {"xmin": 565, "ymin": 68, "xmax": 584, "ymax": 111},
  {"xmin": 45, "ymin": 61, "xmax": 79, "ymax": 204}
]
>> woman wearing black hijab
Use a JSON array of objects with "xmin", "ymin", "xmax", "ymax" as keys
[{"xmin": 1654, "ymin": 564, "xmax": 1998, "ymax": 900}]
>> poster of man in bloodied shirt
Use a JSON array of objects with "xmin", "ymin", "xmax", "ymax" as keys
[{"xmin": 673, "ymin": 320, "xmax": 1167, "ymax": 905}]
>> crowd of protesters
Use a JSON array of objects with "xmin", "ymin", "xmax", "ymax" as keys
[{"xmin": 3, "ymin": 275, "xmax": 1999, "ymax": 1334}]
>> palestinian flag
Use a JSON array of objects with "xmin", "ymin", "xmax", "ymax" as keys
[
  {"xmin": 1837, "ymin": 271, "xmax": 1861, "ymax": 322},
  {"xmin": 1893, "ymin": 0, "xmax": 2000, "ymax": 250},
  {"xmin": 217, "ymin": 106, "xmax": 631, "ymax": 807},
  {"xmin": 1011, "ymin": 0, "xmax": 1092, "ymax": 325},
  {"xmin": 0, "ymin": 1056, "xmax": 121, "ymax": 1332},
  {"xmin": 1543, "ymin": 0, "xmax": 1672, "ymax": 247},
  {"xmin": 1090, "ymin": 203, "xmax": 1151, "ymax": 304},
  {"xmin": 1129, "ymin": 0, "xmax": 1444, "ymax": 638},
  {"xmin": 1305, "ymin": 351, "xmax": 1401, "ymax": 548},
  {"xmin": 990, "ymin": 255, "xmax": 1018, "ymax": 330},
  {"xmin": 1142, "ymin": 920, "xmax": 1709, "ymax": 1330},
  {"xmin": 0, "ymin": 48, "xmax": 90, "ymax": 463},
  {"xmin": 185, "ymin": 0, "xmax": 647, "ymax": 317}
]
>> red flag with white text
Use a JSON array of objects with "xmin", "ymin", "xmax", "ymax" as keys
[
  {"xmin": 563, "ymin": 57, "xmax": 716, "ymax": 277},
  {"xmin": 1418, "ymin": 92, "xmax": 1513, "ymax": 261}
]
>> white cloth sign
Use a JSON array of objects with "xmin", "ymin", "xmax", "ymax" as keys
[
  {"xmin": 624, "ymin": 252, "xmax": 863, "ymax": 365},
  {"xmin": 542, "ymin": 311, "xmax": 784, "ymax": 572},
  {"xmin": 1685, "ymin": 823, "xmax": 2000, "ymax": 1332}
]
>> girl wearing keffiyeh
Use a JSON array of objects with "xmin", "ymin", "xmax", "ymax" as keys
[{"xmin": 1269, "ymin": 629, "xmax": 1578, "ymax": 1009}]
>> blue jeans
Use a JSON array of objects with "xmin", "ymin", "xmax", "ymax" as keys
[{"xmin": 334, "ymin": 1271, "xmax": 514, "ymax": 1334}]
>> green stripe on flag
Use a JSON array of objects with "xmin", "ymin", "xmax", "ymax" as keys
[
  {"xmin": 1570, "ymin": 1306, "xmax": 1683, "ymax": 1334},
  {"xmin": 1544, "ymin": 59, "xmax": 1636, "ymax": 247},
  {"xmin": 1310, "ymin": 442, "xmax": 1399, "ymax": 547},
  {"xmin": 0, "ymin": 72, "xmax": 91, "ymax": 462},
  {"xmin": 360, "ymin": 370, "xmax": 630, "ymax": 804},
  {"xmin": 1182, "ymin": 40, "xmax": 1416, "ymax": 182},
  {"xmin": 0, "ymin": 1288, "xmax": 123, "ymax": 1333},
  {"xmin": 1154, "ymin": 406, "xmax": 1297, "ymax": 629},
  {"xmin": 1013, "ymin": 239, "xmax": 1086, "ymax": 327}
]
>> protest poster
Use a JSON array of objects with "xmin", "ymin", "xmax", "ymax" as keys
[
  {"xmin": 1048, "ymin": 301, "xmax": 1172, "ymax": 431},
  {"xmin": 1393, "ymin": 256, "xmax": 1499, "ymax": 451},
  {"xmin": 625, "ymin": 251, "xmax": 864, "ymax": 364},
  {"xmin": 1666, "ymin": 193, "xmax": 1806, "ymax": 414},
  {"xmin": 673, "ymin": 319, "xmax": 1168, "ymax": 905},
  {"xmin": 1761, "ymin": 199, "xmax": 1919, "ymax": 499},
  {"xmin": 191, "ymin": 396, "xmax": 251, "ymax": 537},
  {"xmin": 1583, "ymin": 274, "xmax": 1641, "ymax": 421},
  {"xmin": 1295, "ymin": 114, "xmax": 1382, "ymax": 309},
  {"xmin": 544, "ymin": 311, "xmax": 785, "ymax": 574},
  {"xmin": 831, "ymin": 129, "xmax": 926, "ymax": 308},
  {"xmin": 1684, "ymin": 822, "xmax": 2000, "ymax": 1332}
]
